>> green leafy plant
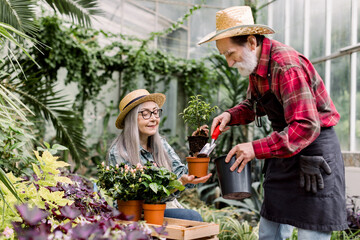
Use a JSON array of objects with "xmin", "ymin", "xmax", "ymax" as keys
[
  {"xmin": 97, "ymin": 162, "xmax": 146, "ymax": 201},
  {"xmin": 141, "ymin": 163, "xmax": 185, "ymax": 204},
  {"xmin": 180, "ymin": 95, "xmax": 218, "ymax": 136}
]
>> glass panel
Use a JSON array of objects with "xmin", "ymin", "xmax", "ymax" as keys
[
  {"xmin": 356, "ymin": 53, "xmax": 360, "ymax": 150},
  {"xmin": 313, "ymin": 62, "xmax": 325, "ymax": 80},
  {"xmin": 331, "ymin": 0, "xmax": 351, "ymax": 52},
  {"xmin": 331, "ymin": 56, "xmax": 351, "ymax": 151},
  {"xmin": 289, "ymin": 0, "xmax": 304, "ymax": 53},
  {"xmin": 309, "ymin": 0, "xmax": 326, "ymax": 59},
  {"xmin": 256, "ymin": 0, "xmax": 269, "ymax": 25},
  {"xmin": 358, "ymin": 0, "xmax": 360, "ymax": 42},
  {"xmin": 271, "ymin": 0, "xmax": 285, "ymax": 43}
]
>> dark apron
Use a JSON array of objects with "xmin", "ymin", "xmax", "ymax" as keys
[{"xmin": 255, "ymin": 44, "xmax": 347, "ymax": 231}]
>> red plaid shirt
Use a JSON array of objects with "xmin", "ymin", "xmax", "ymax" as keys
[{"xmin": 227, "ymin": 37, "xmax": 340, "ymax": 159}]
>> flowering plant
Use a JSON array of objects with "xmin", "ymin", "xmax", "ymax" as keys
[{"xmin": 97, "ymin": 162, "xmax": 146, "ymax": 201}]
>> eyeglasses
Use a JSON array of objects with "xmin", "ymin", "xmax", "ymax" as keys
[{"xmin": 138, "ymin": 108, "xmax": 163, "ymax": 120}]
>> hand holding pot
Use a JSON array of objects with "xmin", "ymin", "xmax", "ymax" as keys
[
  {"xmin": 192, "ymin": 125, "xmax": 209, "ymax": 136},
  {"xmin": 225, "ymin": 142, "xmax": 255, "ymax": 173},
  {"xmin": 211, "ymin": 112, "xmax": 231, "ymax": 134},
  {"xmin": 179, "ymin": 173, "xmax": 212, "ymax": 185}
]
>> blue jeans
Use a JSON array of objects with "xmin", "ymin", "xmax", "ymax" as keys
[
  {"xmin": 259, "ymin": 217, "xmax": 332, "ymax": 240},
  {"xmin": 164, "ymin": 209, "xmax": 203, "ymax": 222}
]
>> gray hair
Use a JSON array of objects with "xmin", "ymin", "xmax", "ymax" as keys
[{"xmin": 110, "ymin": 103, "xmax": 171, "ymax": 170}]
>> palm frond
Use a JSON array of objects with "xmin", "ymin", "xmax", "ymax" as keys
[
  {"xmin": 42, "ymin": 0, "xmax": 102, "ymax": 27},
  {"xmin": 0, "ymin": 0, "xmax": 38, "ymax": 35},
  {"xmin": 13, "ymin": 86, "xmax": 88, "ymax": 167},
  {"xmin": 0, "ymin": 22, "xmax": 39, "ymax": 67}
]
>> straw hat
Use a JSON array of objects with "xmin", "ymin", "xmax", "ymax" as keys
[
  {"xmin": 198, "ymin": 6, "xmax": 275, "ymax": 45},
  {"xmin": 115, "ymin": 89, "xmax": 166, "ymax": 129}
]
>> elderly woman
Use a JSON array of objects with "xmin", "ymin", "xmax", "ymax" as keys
[{"xmin": 108, "ymin": 89, "xmax": 211, "ymax": 221}]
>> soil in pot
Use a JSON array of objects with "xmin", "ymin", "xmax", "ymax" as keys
[
  {"xmin": 117, "ymin": 199, "xmax": 144, "ymax": 221},
  {"xmin": 143, "ymin": 203, "xmax": 166, "ymax": 225},
  {"xmin": 186, "ymin": 156, "xmax": 210, "ymax": 178},
  {"xmin": 214, "ymin": 155, "xmax": 252, "ymax": 200},
  {"xmin": 187, "ymin": 135, "xmax": 208, "ymax": 156}
]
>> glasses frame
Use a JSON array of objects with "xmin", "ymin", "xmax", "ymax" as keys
[{"xmin": 138, "ymin": 108, "xmax": 163, "ymax": 120}]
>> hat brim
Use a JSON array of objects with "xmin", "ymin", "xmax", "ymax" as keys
[
  {"xmin": 115, "ymin": 93, "xmax": 166, "ymax": 129},
  {"xmin": 197, "ymin": 24, "xmax": 275, "ymax": 45}
]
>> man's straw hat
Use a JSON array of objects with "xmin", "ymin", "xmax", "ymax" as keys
[
  {"xmin": 115, "ymin": 89, "xmax": 166, "ymax": 129},
  {"xmin": 198, "ymin": 6, "xmax": 275, "ymax": 45}
]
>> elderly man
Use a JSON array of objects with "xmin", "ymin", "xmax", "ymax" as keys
[{"xmin": 198, "ymin": 6, "xmax": 347, "ymax": 240}]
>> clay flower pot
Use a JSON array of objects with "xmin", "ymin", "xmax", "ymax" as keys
[
  {"xmin": 186, "ymin": 156, "xmax": 210, "ymax": 177},
  {"xmin": 143, "ymin": 203, "xmax": 166, "ymax": 225},
  {"xmin": 117, "ymin": 199, "xmax": 144, "ymax": 221}
]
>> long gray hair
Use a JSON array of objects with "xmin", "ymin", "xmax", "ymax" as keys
[{"xmin": 109, "ymin": 103, "xmax": 171, "ymax": 170}]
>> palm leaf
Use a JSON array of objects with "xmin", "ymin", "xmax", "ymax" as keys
[
  {"xmin": 42, "ymin": 0, "xmax": 102, "ymax": 27},
  {"xmin": 0, "ymin": 0, "xmax": 38, "ymax": 35},
  {"xmin": 13, "ymin": 86, "xmax": 88, "ymax": 167}
]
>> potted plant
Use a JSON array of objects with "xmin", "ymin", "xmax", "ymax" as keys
[
  {"xmin": 180, "ymin": 95, "xmax": 218, "ymax": 177},
  {"xmin": 141, "ymin": 163, "xmax": 185, "ymax": 225},
  {"xmin": 97, "ymin": 162, "xmax": 146, "ymax": 221}
]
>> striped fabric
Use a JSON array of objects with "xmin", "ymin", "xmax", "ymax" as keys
[{"xmin": 227, "ymin": 37, "xmax": 340, "ymax": 159}]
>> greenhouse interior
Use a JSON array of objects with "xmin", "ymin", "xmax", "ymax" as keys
[{"xmin": 1, "ymin": 0, "xmax": 360, "ymax": 239}]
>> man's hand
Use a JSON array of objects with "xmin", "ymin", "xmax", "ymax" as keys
[
  {"xmin": 179, "ymin": 173, "xmax": 212, "ymax": 185},
  {"xmin": 211, "ymin": 112, "xmax": 231, "ymax": 134},
  {"xmin": 299, "ymin": 155, "xmax": 332, "ymax": 193},
  {"xmin": 225, "ymin": 142, "xmax": 255, "ymax": 173}
]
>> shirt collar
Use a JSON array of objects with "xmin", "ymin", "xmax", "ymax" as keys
[{"xmin": 253, "ymin": 37, "xmax": 271, "ymax": 79}]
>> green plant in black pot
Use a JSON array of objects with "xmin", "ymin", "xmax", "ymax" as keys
[{"xmin": 180, "ymin": 95, "xmax": 218, "ymax": 156}]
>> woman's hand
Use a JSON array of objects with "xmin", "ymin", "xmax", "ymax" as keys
[
  {"xmin": 191, "ymin": 125, "xmax": 209, "ymax": 136},
  {"xmin": 179, "ymin": 173, "xmax": 212, "ymax": 185}
]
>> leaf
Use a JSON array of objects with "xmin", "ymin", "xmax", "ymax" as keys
[
  {"xmin": 59, "ymin": 205, "xmax": 81, "ymax": 220},
  {"xmin": 15, "ymin": 203, "xmax": 49, "ymax": 226},
  {"xmin": 32, "ymin": 163, "xmax": 42, "ymax": 179},
  {"xmin": 149, "ymin": 183, "xmax": 158, "ymax": 194}
]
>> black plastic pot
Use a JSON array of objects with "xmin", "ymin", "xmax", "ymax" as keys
[{"xmin": 214, "ymin": 155, "xmax": 252, "ymax": 200}]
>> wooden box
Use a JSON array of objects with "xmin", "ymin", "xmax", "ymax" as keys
[{"xmin": 148, "ymin": 217, "xmax": 220, "ymax": 240}]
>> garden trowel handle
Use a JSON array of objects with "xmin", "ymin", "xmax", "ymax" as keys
[{"xmin": 211, "ymin": 125, "xmax": 222, "ymax": 141}]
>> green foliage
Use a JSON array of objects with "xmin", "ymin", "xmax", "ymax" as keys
[
  {"xmin": 180, "ymin": 95, "xmax": 218, "ymax": 133},
  {"xmin": 0, "ymin": 150, "xmax": 73, "ymax": 232},
  {"xmin": 1, "ymin": 61, "xmax": 88, "ymax": 168},
  {"xmin": 0, "ymin": 0, "xmax": 101, "ymax": 35},
  {"xmin": 97, "ymin": 162, "xmax": 184, "ymax": 204},
  {"xmin": 141, "ymin": 163, "xmax": 184, "ymax": 204}
]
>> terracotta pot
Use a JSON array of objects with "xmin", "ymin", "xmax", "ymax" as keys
[
  {"xmin": 186, "ymin": 157, "xmax": 210, "ymax": 177},
  {"xmin": 143, "ymin": 203, "xmax": 166, "ymax": 225},
  {"xmin": 117, "ymin": 199, "xmax": 144, "ymax": 221}
]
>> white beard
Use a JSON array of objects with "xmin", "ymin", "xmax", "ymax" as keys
[{"xmin": 232, "ymin": 46, "xmax": 258, "ymax": 77}]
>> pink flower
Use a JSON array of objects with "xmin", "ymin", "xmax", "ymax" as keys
[
  {"xmin": 106, "ymin": 166, "xmax": 110, "ymax": 171},
  {"xmin": 2, "ymin": 226, "xmax": 14, "ymax": 238},
  {"xmin": 115, "ymin": 164, "xmax": 119, "ymax": 169},
  {"xmin": 101, "ymin": 161, "xmax": 105, "ymax": 167}
]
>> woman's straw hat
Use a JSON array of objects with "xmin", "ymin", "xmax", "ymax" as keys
[
  {"xmin": 115, "ymin": 89, "xmax": 166, "ymax": 129},
  {"xmin": 198, "ymin": 6, "xmax": 275, "ymax": 45}
]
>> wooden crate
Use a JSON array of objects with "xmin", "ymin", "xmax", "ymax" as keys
[{"xmin": 148, "ymin": 217, "xmax": 219, "ymax": 240}]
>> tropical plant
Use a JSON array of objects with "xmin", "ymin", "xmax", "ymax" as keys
[
  {"xmin": 180, "ymin": 95, "xmax": 218, "ymax": 136},
  {"xmin": 141, "ymin": 163, "xmax": 185, "ymax": 204}
]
